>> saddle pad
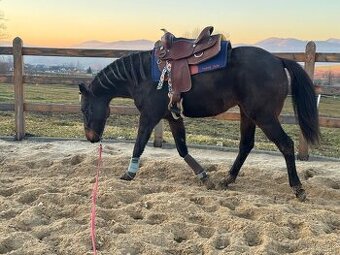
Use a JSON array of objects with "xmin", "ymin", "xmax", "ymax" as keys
[{"xmin": 152, "ymin": 41, "xmax": 230, "ymax": 82}]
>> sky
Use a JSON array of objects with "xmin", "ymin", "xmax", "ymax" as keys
[{"xmin": 1, "ymin": 0, "xmax": 340, "ymax": 47}]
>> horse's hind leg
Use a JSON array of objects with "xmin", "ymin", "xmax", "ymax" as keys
[
  {"xmin": 223, "ymin": 110, "xmax": 256, "ymax": 186},
  {"xmin": 256, "ymin": 116, "xmax": 306, "ymax": 201},
  {"xmin": 168, "ymin": 117, "xmax": 215, "ymax": 189}
]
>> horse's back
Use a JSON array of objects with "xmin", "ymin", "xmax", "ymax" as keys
[
  {"xmin": 182, "ymin": 46, "xmax": 289, "ymax": 118},
  {"xmin": 230, "ymin": 46, "xmax": 286, "ymax": 81}
]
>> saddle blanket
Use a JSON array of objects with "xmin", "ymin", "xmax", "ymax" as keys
[{"xmin": 151, "ymin": 41, "xmax": 230, "ymax": 82}]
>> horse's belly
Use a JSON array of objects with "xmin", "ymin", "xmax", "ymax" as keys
[{"xmin": 183, "ymin": 98, "xmax": 236, "ymax": 118}]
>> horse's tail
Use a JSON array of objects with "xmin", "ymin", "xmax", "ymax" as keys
[{"xmin": 281, "ymin": 58, "xmax": 320, "ymax": 145}]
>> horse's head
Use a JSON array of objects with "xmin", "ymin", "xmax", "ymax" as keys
[{"xmin": 79, "ymin": 83, "xmax": 110, "ymax": 143}]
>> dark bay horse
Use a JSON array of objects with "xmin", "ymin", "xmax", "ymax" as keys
[{"xmin": 79, "ymin": 46, "xmax": 320, "ymax": 201}]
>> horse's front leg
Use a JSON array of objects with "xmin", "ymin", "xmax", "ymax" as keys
[
  {"xmin": 120, "ymin": 114, "xmax": 159, "ymax": 181},
  {"xmin": 168, "ymin": 117, "xmax": 215, "ymax": 189}
]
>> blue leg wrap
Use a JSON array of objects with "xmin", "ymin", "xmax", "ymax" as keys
[
  {"xmin": 197, "ymin": 171, "xmax": 208, "ymax": 180},
  {"xmin": 128, "ymin": 157, "xmax": 140, "ymax": 174}
]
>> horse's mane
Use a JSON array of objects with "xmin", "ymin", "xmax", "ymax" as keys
[{"xmin": 90, "ymin": 51, "xmax": 151, "ymax": 93}]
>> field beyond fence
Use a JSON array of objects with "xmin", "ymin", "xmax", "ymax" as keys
[{"xmin": 1, "ymin": 38, "xmax": 340, "ymax": 159}]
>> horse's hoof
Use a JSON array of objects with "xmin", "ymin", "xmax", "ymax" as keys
[
  {"xmin": 223, "ymin": 175, "xmax": 236, "ymax": 187},
  {"xmin": 292, "ymin": 185, "xmax": 307, "ymax": 202},
  {"xmin": 201, "ymin": 176, "xmax": 215, "ymax": 190},
  {"xmin": 120, "ymin": 172, "xmax": 136, "ymax": 181},
  {"xmin": 217, "ymin": 175, "xmax": 236, "ymax": 190}
]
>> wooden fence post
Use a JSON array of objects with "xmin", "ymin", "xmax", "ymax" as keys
[
  {"xmin": 153, "ymin": 120, "xmax": 163, "ymax": 147},
  {"xmin": 297, "ymin": 41, "xmax": 316, "ymax": 160},
  {"xmin": 13, "ymin": 37, "xmax": 25, "ymax": 140}
]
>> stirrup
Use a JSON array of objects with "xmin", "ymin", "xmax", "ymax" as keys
[{"xmin": 169, "ymin": 99, "xmax": 184, "ymax": 119}]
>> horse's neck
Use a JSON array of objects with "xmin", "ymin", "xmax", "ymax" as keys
[{"xmin": 90, "ymin": 51, "xmax": 152, "ymax": 98}]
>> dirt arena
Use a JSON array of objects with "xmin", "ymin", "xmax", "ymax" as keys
[{"xmin": 0, "ymin": 140, "xmax": 339, "ymax": 255}]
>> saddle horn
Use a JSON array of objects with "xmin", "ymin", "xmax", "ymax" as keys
[{"xmin": 160, "ymin": 29, "xmax": 174, "ymax": 49}]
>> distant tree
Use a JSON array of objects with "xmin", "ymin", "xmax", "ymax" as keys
[
  {"xmin": 314, "ymin": 79, "xmax": 322, "ymax": 86},
  {"xmin": 0, "ymin": 56, "xmax": 12, "ymax": 73},
  {"xmin": 0, "ymin": 4, "xmax": 13, "ymax": 74},
  {"xmin": 86, "ymin": 66, "xmax": 92, "ymax": 74},
  {"xmin": 0, "ymin": 62, "xmax": 7, "ymax": 73},
  {"xmin": 182, "ymin": 27, "xmax": 229, "ymax": 40},
  {"xmin": 182, "ymin": 27, "xmax": 202, "ymax": 38},
  {"xmin": 0, "ymin": 1, "xmax": 7, "ymax": 40},
  {"xmin": 76, "ymin": 60, "xmax": 83, "ymax": 71},
  {"xmin": 335, "ymin": 78, "xmax": 340, "ymax": 86},
  {"xmin": 0, "ymin": 32, "xmax": 12, "ymax": 70},
  {"xmin": 324, "ymin": 70, "xmax": 334, "ymax": 86}
]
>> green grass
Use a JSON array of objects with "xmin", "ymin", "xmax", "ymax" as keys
[
  {"xmin": 0, "ymin": 83, "xmax": 132, "ymax": 105},
  {"xmin": 1, "ymin": 83, "xmax": 340, "ymax": 158}
]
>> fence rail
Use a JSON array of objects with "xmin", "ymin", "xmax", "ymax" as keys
[
  {"xmin": 2, "ymin": 46, "xmax": 340, "ymax": 62},
  {"xmin": 1, "ymin": 75, "xmax": 340, "ymax": 94},
  {"xmin": 1, "ymin": 37, "xmax": 340, "ymax": 160}
]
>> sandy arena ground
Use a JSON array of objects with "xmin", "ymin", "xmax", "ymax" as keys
[{"xmin": 0, "ymin": 139, "xmax": 339, "ymax": 255}]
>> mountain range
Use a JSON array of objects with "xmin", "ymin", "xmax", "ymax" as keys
[
  {"xmin": 253, "ymin": 38, "xmax": 340, "ymax": 52},
  {"xmin": 72, "ymin": 37, "xmax": 340, "ymax": 52},
  {"xmin": 73, "ymin": 39, "xmax": 154, "ymax": 50},
  {"xmin": 1, "ymin": 37, "xmax": 340, "ymax": 68}
]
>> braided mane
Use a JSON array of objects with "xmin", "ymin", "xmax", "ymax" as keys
[{"xmin": 89, "ymin": 51, "xmax": 151, "ymax": 94}]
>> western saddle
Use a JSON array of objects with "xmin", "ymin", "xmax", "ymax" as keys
[{"xmin": 154, "ymin": 26, "xmax": 222, "ymax": 118}]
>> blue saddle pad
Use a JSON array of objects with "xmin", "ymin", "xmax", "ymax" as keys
[{"xmin": 151, "ymin": 40, "xmax": 230, "ymax": 82}]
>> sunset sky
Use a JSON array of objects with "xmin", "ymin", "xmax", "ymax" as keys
[{"xmin": 1, "ymin": 0, "xmax": 340, "ymax": 47}]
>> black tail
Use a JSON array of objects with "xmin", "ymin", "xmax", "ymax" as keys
[{"xmin": 281, "ymin": 58, "xmax": 320, "ymax": 145}]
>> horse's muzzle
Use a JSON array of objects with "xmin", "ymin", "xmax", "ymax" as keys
[{"xmin": 85, "ymin": 128, "xmax": 101, "ymax": 143}]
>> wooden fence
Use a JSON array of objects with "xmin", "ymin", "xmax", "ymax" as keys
[{"xmin": 1, "ymin": 37, "xmax": 340, "ymax": 159}]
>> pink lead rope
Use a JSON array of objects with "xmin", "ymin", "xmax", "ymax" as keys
[{"xmin": 90, "ymin": 142, "xmax": 103, "ymax": 255}]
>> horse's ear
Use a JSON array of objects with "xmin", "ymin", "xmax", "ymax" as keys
[{"xmin": 79, "ymin": 83, "xmax": 88, "ymax": 95}]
